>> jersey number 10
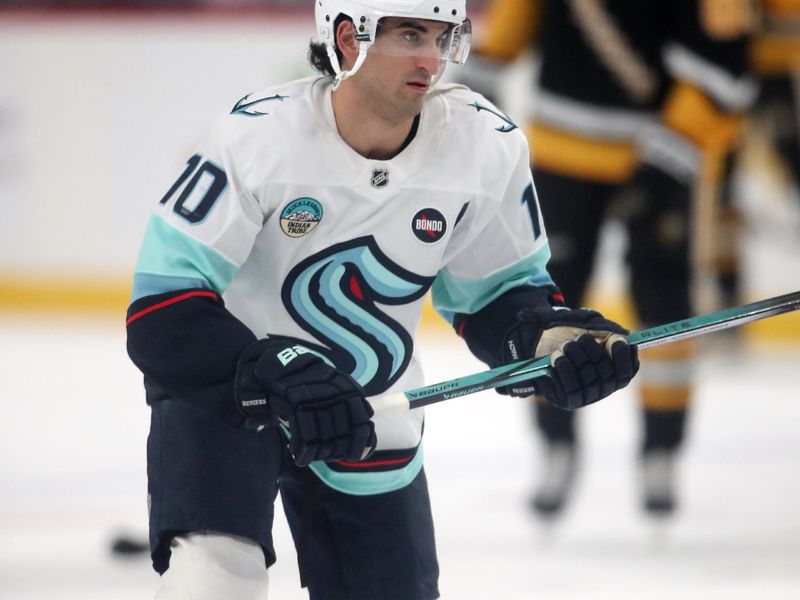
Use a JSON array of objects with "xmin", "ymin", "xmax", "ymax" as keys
[{"xmin": 159, "ymin": 153, "xmax": 228, "ymax": 224}]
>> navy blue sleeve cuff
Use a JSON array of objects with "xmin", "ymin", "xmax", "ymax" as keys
[
  {"xmin": 453, "ymin": 285, "xmax": 564, "ymax": 368},
  {"xmin": 126, "ymin": 288, "xmax": 257, "ymax": 427}
]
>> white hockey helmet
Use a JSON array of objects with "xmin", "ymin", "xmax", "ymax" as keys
[{"xmin": 315, "ymin": 0, "xmax": 471, "ymax": 84}]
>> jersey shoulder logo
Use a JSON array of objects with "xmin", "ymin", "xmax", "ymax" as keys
[
  {"xmin": 412, "ymin": 208, "xmax": 447, "ymax": 243},
  {"xmin": 280, "ymin": 197, "xmax": 323, "ymax": 237},
  {"xmin": 469, "ymin": 100, "xmax": 517, "ymax": 133},
  {"xmin": 230, "ymin": 93, "xmax": 289, "ymax": 117}
]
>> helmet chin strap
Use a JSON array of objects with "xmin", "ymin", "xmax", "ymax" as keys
[{"xmin": 331, "ymin": 42, "xmax": 370, "ymax": 89}]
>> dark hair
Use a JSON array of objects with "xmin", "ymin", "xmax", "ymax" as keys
[{"xmin": 308, "ymin": 14, "xmax": 351, "ymax": 77}]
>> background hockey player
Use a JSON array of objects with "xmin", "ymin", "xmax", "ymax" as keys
[
  {"xmin": 124, "ymin": 0, "xmax": 639, "ymax": 597},
  {"xmin": 458, "ymin": 0, "xmax": 754, "ymax": 517},
  {"xmin": 750, "ymin": 0, "xmax": 800, "ymax": 199},
  {"xmin": 714, "ymin": 0, "xmax": 800, "ymax": 308}
]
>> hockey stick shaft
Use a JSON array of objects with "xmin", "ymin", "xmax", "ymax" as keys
[{"xmin": 369, "ymin": 290, "xmax": 800, "ymax": 415}]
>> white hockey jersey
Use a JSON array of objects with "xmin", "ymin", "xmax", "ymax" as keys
[{"xmin": 132, "ymin": 75, "xmax": 554, "ymax": 495}]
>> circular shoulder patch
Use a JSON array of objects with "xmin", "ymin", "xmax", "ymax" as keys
[
  {"xmin": 411, "ymin": 208, "xmax": 447, "ymax": 243},
  {"xmin": 280, "ymin": 198, "xmax": 323, "ymax": 237}
]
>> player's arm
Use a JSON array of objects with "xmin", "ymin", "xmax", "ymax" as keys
[
  {"xmin": 128, "ymin": 281, "xmax": 376, "ymax": 464},
  {"xmin": 127, "ymin": 113, "xmax": 376, "ymax": 464},
  {"xmin": 479, "ymin": 0, "xmax": 541, "ymax": 62},
  {"xmin": 127, "ymin": 288, "xmax": 256, "ymax": 427},
  {"xmin": 433, "ymin": 138, "xmax": 638, "ymax": 410},
  {"xmin": 126, "ymin": 122, "xmax": 264, "ymax": 427},
  {"xmin": 642, "ymin": 0, "xmax": 756, "ymax": 183}
]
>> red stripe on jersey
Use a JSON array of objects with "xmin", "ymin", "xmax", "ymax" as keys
[
  {"xmin": 126, "ymin": 290, "xmax": 219, "ymax": 326},
  {"xmin": 334, "ymin": 455, "xmax": 413, "ymax": 468}
]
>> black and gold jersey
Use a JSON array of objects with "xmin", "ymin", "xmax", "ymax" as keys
[
  {"xmin": 469, "ymin": 0, "xmax": 756, "ymax": 181},
  {"xmin": 752, "ymin": 0, "xmax": 800, "ymax": 75}
]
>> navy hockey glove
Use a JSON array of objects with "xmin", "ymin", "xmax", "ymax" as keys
[
  {"xmin": 500, "ymin": 307, "xmax": 639, "ymax": 410},
  {"xmin": 235, "ymin": 336, "xmax": 376, "ymax": 467}
]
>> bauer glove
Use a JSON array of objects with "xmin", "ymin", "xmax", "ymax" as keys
[
  {"xmin": 234, "ymin": 335, "xmax": 376, "ymax": 467},
  {"xmin": 500, "ymin": 307, "xmax": 639, "ymax": 410}
]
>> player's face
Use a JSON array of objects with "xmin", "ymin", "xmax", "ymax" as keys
[{"xmin": 357, "ymin": 18, "xmax": 451, "ymax": 121}]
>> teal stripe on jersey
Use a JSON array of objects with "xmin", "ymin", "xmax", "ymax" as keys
[
  {"xmin": 431, "ymin": 246, "xmax": 554, "ymax": 323},
  {"xmin": 308, "ymin": 443, "xmax": 424, "ymax": 496},
  {"xmin": 130, "ymin": 273, "xmax": 211, "ymax": 303},
  {"xmin": 134, "ymin": 214, "xmax": 238, "ymax": 299},
  {"xmin": 280, "ymin": 425, "xmax": 424, "ymax": 495}
]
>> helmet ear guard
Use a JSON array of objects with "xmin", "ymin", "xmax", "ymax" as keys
[{"xmin": 315, "ymin": 0, "xmax": 471, "ymax": 86}]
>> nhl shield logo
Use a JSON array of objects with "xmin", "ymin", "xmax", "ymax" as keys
[{"xmin": 370, "ymin": 168, "xmax": 389, "ymax": 189}]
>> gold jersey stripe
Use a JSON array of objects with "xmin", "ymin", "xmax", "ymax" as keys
[
  {"xmin": 751, "ymin": 37, "xmax": 800, "ymax": 74},
  {"xmin": 761, "ymin": 0, "xmax": 800, "ymax": 17},
  {"xmin": 640, "ymin": 385, "xmax": 692, "ymax": 411},
  {"xmin": 478, "ymin": 0, "xmax": 540, "ymax": 61},
  {"xmin": 526, "ymin": 122, "xmax": 638, "ymax": 183},
  {"xmin": 661, "ymin": 82, "xmax": 744, "ymax": 151}
]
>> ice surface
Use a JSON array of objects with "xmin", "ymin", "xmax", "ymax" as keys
[{"xmin": 1, "ymin": 318, "xmax": 799, "ymax": 599}]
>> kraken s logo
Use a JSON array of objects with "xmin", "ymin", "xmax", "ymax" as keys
[
  {"xmin": 281, "ymin": 237, "xmax": 434, "ymax": 396},
  {"xmin": 230, "ymin": 93, "xmax": 289, "ymax": 117},
  {"xmin": 469, "ymin": 100, "xmax": 518, "ymax": 133}
]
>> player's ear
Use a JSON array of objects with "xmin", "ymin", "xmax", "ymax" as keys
[{"xmin": 336, "ymin": 19, "xmax": 359, "ymax": 69}]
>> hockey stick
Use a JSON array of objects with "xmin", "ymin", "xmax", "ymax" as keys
[{"xmin": 370, "ymin": 290, "xmax": 800, "ymax": 416}]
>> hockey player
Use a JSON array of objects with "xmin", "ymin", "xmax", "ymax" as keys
[
  {"xmin": 458, "ymin": 0, "xmax": 754, "ymax": 516},
  {"xmin": 715, "ymin": 0, "xmax": 800, "ymax": 308},
  {"xmin": 125, "ymin": 0, "xmax": 639, "ymax": 598},
  {"xmin": 751, "ymin": 0, "xmax": 800, "ymax": 194}
]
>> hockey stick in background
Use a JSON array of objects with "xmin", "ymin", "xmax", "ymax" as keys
[{"xmin": 370, "ymin": 290, "xmax": 800, "ymax": 416}]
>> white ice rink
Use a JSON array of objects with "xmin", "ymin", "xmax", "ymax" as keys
[{"xmin": 1, "ymin": 317, "xmax": 799, "ymax": 599}]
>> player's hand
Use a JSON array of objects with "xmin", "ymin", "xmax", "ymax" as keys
[
  {"xmin": 499, "ymin": 307, "xmax": 639, "ymax": 410},
  {"xmin": 234, "ymin": 336, "xmax": 376, "ymax": 467}
]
